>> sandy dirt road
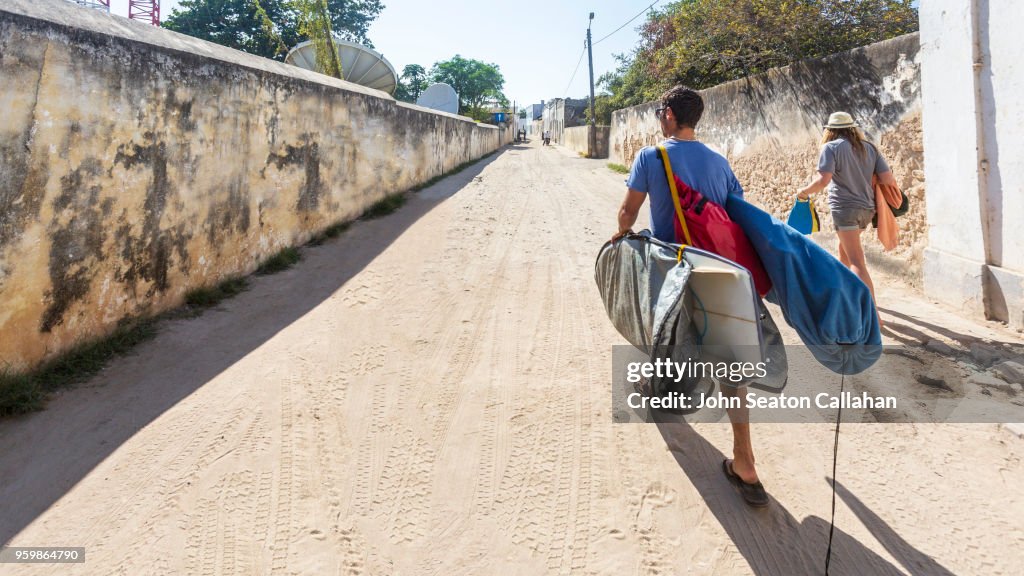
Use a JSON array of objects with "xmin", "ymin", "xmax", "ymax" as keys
[{"xmin": 1, "ymin": 141, "xmax": 1023, "ymax": 575}]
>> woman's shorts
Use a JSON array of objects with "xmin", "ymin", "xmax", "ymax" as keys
[{"xmin": 832, "ymin": 206, "xmax": 876, "ymax": 231}]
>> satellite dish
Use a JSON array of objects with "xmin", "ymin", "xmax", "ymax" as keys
[
  {"xmin": 416, "ymin": 83, "xmax": 460, "ymax": 114},
  {"xmin": 285, "ymin": 37, "xmax": 398, "ymax": 95}
]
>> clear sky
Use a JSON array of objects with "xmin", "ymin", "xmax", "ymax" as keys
[
  {"xmin": 363, "ymin": 0, "xmax": 659, "ymax": 108},
  {"xmin": 108, "ymin": 0, "xmax": 661, "ymax": 109}
]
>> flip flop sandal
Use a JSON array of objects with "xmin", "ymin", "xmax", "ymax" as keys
[{"xmin": 723, "ymin": 459, "xmax": 770, "ymax": 508}]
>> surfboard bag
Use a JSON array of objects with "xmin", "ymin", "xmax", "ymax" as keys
[
  {"xmin": 724, "ymin": 195, "xmax": 882, "ymax": 374},
  {"xmin": 657, "ymin": 146, "xmax": 772, "ymax": 297},
  {"xmin": 787, "ymin": 197, "xmax": 821, "ymax": 235},
  {"xmin": 595, "ymin": 231, "xmax": 786, "ymax": 398}
]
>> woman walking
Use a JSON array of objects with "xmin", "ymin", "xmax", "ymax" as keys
[{"xmin": 797, "ymin": 112, "xmax": 897, "ymax": 325}]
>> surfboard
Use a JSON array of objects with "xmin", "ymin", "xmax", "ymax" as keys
[{"xmin": 680, "ymin": 246, "xmax": 764, "ymax": 365}]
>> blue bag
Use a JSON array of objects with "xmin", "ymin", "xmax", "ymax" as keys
[
  {"xmin": 725, "ymin": 195, "xmax": 881, "ymax": 374},
  {"xmin": 786, "ymin": 197, "xmax": 820, "ymax": 235}
]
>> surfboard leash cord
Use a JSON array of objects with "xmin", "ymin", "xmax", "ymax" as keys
[{"xmin": 825, "ymin": 370, "xmax": 845, "ymax": 575}]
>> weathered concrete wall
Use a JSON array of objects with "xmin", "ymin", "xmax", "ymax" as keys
[
  {"xmin": 0, "ymin": 0, "xmax": 502, "ymax": 370},
  {"xmin": 610, "ymin": 33, "xmax": 924, "ymax": 286},
  {"xmin": 563, "ymin": 126, "xmax": 610, "ymax": 158},
  {"xmin": 497, "ymin": 121, "xmax": 514, "ymax": 146},
  {"xmin": 595, "ymin": 126, "xmax": 610, "ymax": 159},
  {"xmin": 562, "ymin": 126, "xmax": 587, "ymax": 155},
  {"xmin": 921, "ymin": 0, "xmax": 1024, "ymax": 330}
]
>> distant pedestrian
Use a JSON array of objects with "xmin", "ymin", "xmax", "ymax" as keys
[
  {"xmin": 543, "ymin": 130, "xmax": 551, "ymax": 146},
  {"xmin": 797, "ymin": 111, "xmax": 897, "ymax": 326}
]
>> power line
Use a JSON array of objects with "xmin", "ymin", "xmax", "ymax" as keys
[
  {"xmin": 564, "ymin": 3, "xmax": 661, "ymax": 98},
  {"xmin": 593, "ymin": 0, "xmax": 663, "ymax": 46},
  {"xmin": 563, "ymin": 44, "xmax": 587, "ymax": 96}
]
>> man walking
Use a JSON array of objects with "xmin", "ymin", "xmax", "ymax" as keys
[{"xmin": 612, "ymin": 85, "xmax": 769, "ymax": 507}]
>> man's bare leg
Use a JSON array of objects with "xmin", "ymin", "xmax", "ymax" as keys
[{"xmin": 722, "ymin": 384, "xmax": 758, "ymax": 483}]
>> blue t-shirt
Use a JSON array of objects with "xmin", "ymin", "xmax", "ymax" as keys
[{"xmin": 626, "ymin": 139, "xmax": 744, "ymax": 243}]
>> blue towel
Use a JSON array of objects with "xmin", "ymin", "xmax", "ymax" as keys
[{"xmin": 725, "ymin": 196, "xmax": 881, "ymax": 374}]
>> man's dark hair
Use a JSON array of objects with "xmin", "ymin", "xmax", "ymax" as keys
[{"xmin": 661, "ymin": 85, "xmax": 703, "ymax": 129}]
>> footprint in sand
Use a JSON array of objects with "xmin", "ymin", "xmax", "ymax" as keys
[{"xmin": 635, "ymin": 482, "xmax": 676, "ymax": 533}]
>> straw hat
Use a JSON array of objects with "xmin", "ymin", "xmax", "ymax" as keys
[{"xmin": 824, "ymin": 111, "xmax": 858, "ymax": 129}]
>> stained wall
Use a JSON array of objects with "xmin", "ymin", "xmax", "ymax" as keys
[
  {"xmin": 609, "ymin": 33, "xmax": 925, "ymax": 286},
  {"xmin": 0, "ymin": 0, "xmax": 503, "ymax": 369}
]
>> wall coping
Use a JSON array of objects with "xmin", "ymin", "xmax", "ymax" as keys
[
  {"xmin": 1, "ymin": 0, "xmax": 486, "ymax": 127},
  {"xmin": 611, "ymin": 31, "xmax": 921, "ymax": 120}
]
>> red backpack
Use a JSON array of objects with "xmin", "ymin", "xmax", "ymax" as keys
[{"xmin": 657, "ymin": 145, "xmax": 772, "ymax": 296}]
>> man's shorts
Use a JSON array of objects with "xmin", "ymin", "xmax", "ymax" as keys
[{"xmin": 832, "ymin": 206, "xmax": 876, "ymax": 231}]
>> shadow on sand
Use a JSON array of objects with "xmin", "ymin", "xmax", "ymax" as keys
[
  {"xmin": 653, "ymin": 412, "xmax": 953, "ymax": 575},
  {"xmin": 878, "ymin": 306, "xmax": 1024, "ymax": 363},
  {"xmin": 0, "ymin": 150, "xmax": 506, "ymax": 546}
]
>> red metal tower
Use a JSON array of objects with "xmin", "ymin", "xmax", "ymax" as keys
[{"xmin": 128, "ymin": 0, "xmax": 160, "ymax": 26}]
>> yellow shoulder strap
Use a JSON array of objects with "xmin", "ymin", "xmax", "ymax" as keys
[{"xmin": 656, "ymin": 145, "xmax": 693, "ymax": 248}]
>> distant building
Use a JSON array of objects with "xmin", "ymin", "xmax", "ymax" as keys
[
  {"xmin": 516, "ymin": 103, "xmax": 544, "ymax": 134},
  {"xmin": 541, "ymin": 98, "xmax": 589, "ymax": 144}
]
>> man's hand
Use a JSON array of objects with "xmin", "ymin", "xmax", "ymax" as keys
[{"xmin": 611, "ymin": 229, "xmax": 632, "ymax": 242}]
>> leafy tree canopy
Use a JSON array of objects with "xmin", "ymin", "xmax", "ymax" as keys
[
  {"xmin": 164, "ymin": 0, "xmax": 384, "ymax": 61},
  {"xmin": 293, "ymin": 0, "xmax": 344, "ymax": 78},
  {"xmin": 429, "ymin": 55, "xmax": 508, "ymax": 117},
  {"xmin": 599, "ymin": 0, "xmax": 918, "ymax": 114},
  {"xmin": 395, "ymin": 64, "xmax": 429, "ymax": 103}
]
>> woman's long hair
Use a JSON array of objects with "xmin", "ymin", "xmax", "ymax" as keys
[{"xmin": 822, "ymin": 127, "xmax": 867, "ymax": 158}]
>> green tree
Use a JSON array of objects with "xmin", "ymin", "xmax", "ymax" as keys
[
  {"xmin": 395, "ymin": 64, "xmax": 429, "ymax": 103},
  {"xmin": 164, "ymin": 0, "xmax": 384, "ymax": 61},
  {"xmin": 293, "ymin": 0, "xmax": 342, "ymax": 78},
  {"xmin": 585, "ymin": 93, "xmax": 614, "ymax": 125},
  {"xmin": 600, "ymin": 0, "xmax": 918, "ymax": 111},
  {"xmin": 429, "ymin": 55, "xmax": 507, "ymax": 117}
]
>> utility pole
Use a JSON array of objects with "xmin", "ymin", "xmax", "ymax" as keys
[{"xmin": 587, "ymin": 12, "xmax": 596, "ymax": 158}]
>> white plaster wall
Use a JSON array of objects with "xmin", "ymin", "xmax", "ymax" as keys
[
  {"xmin": 985, "ymin": 0, "xmax": 1024, "ymax": 273},
  {"xmin": 920, "ymin": 0, "xmax": 1024, "ymax": 328},
  {"xmin": 562, "ymin": 127, "xmax": 589, "ymax": 156},
  {"xmin": 561, "ymin": 125, "xmax": 608, "ymax": 158},
  {"xmin": 920, "ymin": 0, "xmax": 987, "ymax": 261}
]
